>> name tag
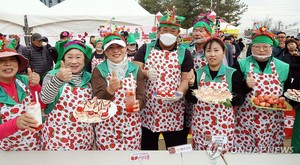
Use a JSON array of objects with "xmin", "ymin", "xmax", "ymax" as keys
[
  {"xmin": 168, "ymin": 144, "xmax": 193, "ymax": 154},
  {"xmin": 212, "ymin": 135, "xmax": 227, "ymax": 144},
  {"xmin": 130, "ymin": 152, "xmax": 151, "ymax": 161}
]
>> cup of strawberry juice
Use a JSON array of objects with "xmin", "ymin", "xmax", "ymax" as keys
[{"xmin": 125, "ymin": 89, "xmax": 136, "ymax": 112}]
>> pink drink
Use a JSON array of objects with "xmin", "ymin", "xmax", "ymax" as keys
[{"xmin": 125, "ymin": 89, "xmax": 136, "ymax": 112}]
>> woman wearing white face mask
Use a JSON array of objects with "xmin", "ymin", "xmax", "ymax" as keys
[{"xmin": 233, "ymin": 27, "xmax": 293, "ymax": 153}]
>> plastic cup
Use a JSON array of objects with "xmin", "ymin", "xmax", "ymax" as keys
[
  {"xmin": 27, "ymin": 102, "xmax": 43, "ymax": 131},
  {"xmin": 125, "ymin": 89, "xmax": 136, "ymax": 112}
]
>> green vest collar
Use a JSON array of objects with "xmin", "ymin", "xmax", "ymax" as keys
[
  {"xmin": 203, "ymin": 64, "xmax": 226, "ymax": 80},
  {"xmin": 0, "ymin": 76, "xmax": 27, "ymax": 105}
]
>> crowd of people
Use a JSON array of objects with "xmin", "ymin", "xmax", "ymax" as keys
[{"xmin": 0, "ymin": 10, "xmax": 300, "ymax": 153}]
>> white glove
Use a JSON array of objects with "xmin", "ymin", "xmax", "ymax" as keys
[{"xmin": 147, "ymin": 68, "xmax": 157, "ymax": 81}]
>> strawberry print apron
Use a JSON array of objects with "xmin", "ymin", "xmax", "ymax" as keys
[
  {"xmin": 91, "ymin": 56, "xmax": 105, "ymax": 72},
  {"xmin": 95, "ymin": 73, "xmax": 141, "ymax": 150},
  {"xmin": 142, "ymin": 48, "xmax": 185, "ymax": 132},
  {"xmin": 41, "ymin": 83, "xmax": 94, "ymax": 151},
  {"xmin": 185, "ymin": 48, "xmax": 207, "ymax": 128},
  {"xmin": 234, "ymin": 60, "xmax": 284, "ymax": 153},
  {"xmin": 0, "ymin": 79, "xmax": 41, "ymax": 151},
  {"xmin": 192, "ymin": 72, "xmax": 234, "ymax": 152}
]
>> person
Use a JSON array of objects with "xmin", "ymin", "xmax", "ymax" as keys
[
  {"xmin": 86, "ymin": 38, "xmax": 106, "ymax": 73},
  {"xmin": 237, "ymin": 38, "xmax": 245, "ymax": 52},
  {"xmin": 42, "ymin": 36, "xmax": 58, "ymax": 64},
  {"xmin": 233, "ymin": 27, "xmax": 292, "ymax": 153},
  {"xmin": 59, "ymin": 31, "xmax": 72, "ymax": 42},
  {"xmin": 0, "ymin": 40, "xmax": 45, "ymax": 151},
  {"xmin": 187, "ymin": 37, "xmax": 244, "ymax": 152},
  {"xmin": 291, "ymin": 72, "xmax": 300, "ymax": 153},
  {"xmin": 229, "ymin": 35, "xmax": 241, "ymax": 65},
  {"xmin": 126, "ymin": 34, "xmax": 138, "ymax": 61},
  {"xmin": 273, "ymin": 31, "xmax": 287, "ymax": 59},
  {"xmin": 183, "ymin": 17, "xmax": 213, "ymax": 142},
  {"xmin": 22, "ymin": 33, "xmax": 54, "ymax": 82},
  {"xmin": 91, "ymin": 33, "xmax": 145, "ymax": 150},
  {"xmin": 133, "ymin": 9, "xmax": 194, "ymax": 150},
  {"xmin": 40, "ymin": 39, "xmax": 94, "ymax": 151},
  {"xmin": 279, "ymin": 39, "xmax": 300, "ymax": 79},
  {"xmin": 87, "ymin": 35, "xmax": 96, "ymax": 52},
  {"xmin": 8, "ymin": 35, "xmax": 25, "ymax": 54},
  {"xmin": 89, "ymin": 35, "xmax": 96, "ymax": 47}
]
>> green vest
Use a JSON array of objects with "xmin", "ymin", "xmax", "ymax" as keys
[
  {"xmin": 196, "ymin": 64, "xmax": 236, "ymax": 92},
  {"xmin": 238, "ymin": 56, "xmax": 289, "ymax": 87},
  {"xmin": 144, "ymin": 39, "xmax": 186, "ymax": 66},
  {"xmin": 96, "ymin": 60, "xmax": 140, "ymax": 80},
  {"xmin": 43, "ymin": 70, "xmax": 92, "ymax": 115},
  {"xmin": 0, "ymin": 74, "xmax": 29, "ymax": 124}
]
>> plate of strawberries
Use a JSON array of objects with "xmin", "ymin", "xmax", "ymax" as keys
[
  {"xmin": 153, "ymin": 87, "xmax": 183, "ymax": 101},
  {"xmin": 73, "ymin": 97, "xmax": 117, "ymax": 123},
  {"xmin": 250, "ymin": 91, "xmax": 292, "ymax": 111}
]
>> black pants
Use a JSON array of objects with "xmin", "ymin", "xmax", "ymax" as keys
[{"xmin": 141, "ymin": 126, "xmax": 187, "ymax": 150}]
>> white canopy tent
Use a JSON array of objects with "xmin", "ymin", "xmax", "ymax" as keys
[
  {"xmin": 0, "ymin": 0, "xmax": 50, "ymax": 44},
  {"xmin": 30, "ymin": 0, "xmax": 155, "ymax": 45}
]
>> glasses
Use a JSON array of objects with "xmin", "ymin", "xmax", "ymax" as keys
[
  {"xmin": 252, "ymin": 45, "xmax": 272, "ymax": 51},
  {"xmin": 276, "ymin": 36, "xmax": 285, "ymax": 39}
]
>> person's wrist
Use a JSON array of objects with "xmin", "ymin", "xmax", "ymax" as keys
[{"xmin": 107, "ymin": 86, "xmax": 114, "ymax": 95}]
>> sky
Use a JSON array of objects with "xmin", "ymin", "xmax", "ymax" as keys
[{"xmin": 238, "ymin": 0, "xmax": 300, "ymax": 31}]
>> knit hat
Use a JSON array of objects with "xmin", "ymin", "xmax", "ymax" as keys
[
  {"xmin": 193, "ymin": 18, "xmax": 214, "ymax": 35},
  {"xmin": 158, "ymin": 7, "xmax": 186, "ymax": 30},
  {"xmin": 251, "ymin": 27, "xmax": 279, "ymax": 47},
  {"xmin": 102, "ymin": 33, "xmax": 126, "ymax": 51},
  {"xmin": 126, "ymin": 34, "xmax": 136, "ymax": 44},
  {"xmin": 55, "ymin": 40, "xmax": 93, "ymax": 69},
  {"xmin": 0, "ymin": 37, "xmax": 28, "ymax": 72}
]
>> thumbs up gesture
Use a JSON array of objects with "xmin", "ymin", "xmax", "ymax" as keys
[
  {"xmin": 107, "ymin": 71, "xmax": 121, "ymax": 94},
  {"xmin": 56, "ymin": 61, "xmax": 72, "ymax": 82},
  {"xmin": 246, "ymin": 73, "xmax": 255, "ymax": 88},
  {"xmin": 28, "ymin": 68, "xmax": 40, "ymax": 86},
  {"xmin": 187, "ymin": 69, "xmax": 195, "ymax": 86}
]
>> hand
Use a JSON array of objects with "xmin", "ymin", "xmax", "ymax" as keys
[
  {"xmin": 27, "ymin": 68, "xmax": 40, "ymax": 86},
  {"xmin": 107, "ymin": 71, "xmax": 120, "ymax": 94},
  {"xmin": 187, "ymin": 69, "xmax": 195, "ymax": 86},
  {"xmin": 16, "ymin": 113, "xmax": 38, "ymax": 132},
  {"xmin": 147, "ymin": 68, "xmax": 157, "ymax": 81},
  {"xmin": 56, "ymin": 61, "xmax": 72, "ymax": 82},
  {"xmin": 246, "ymin": 73, "xmax": 256, "ymax": 88},
  {"xmin": 132, "ymin": 100, "xmax": 140, "ymax": 112}
]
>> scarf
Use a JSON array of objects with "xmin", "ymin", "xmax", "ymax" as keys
[{"xmin": 107, "ymin": 58, "xmax": 128, "ymax": 80}]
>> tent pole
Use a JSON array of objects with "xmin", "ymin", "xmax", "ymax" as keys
[{"xmin": 23, "ymin": 15, "xmax": 30, "ymax": 46}]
